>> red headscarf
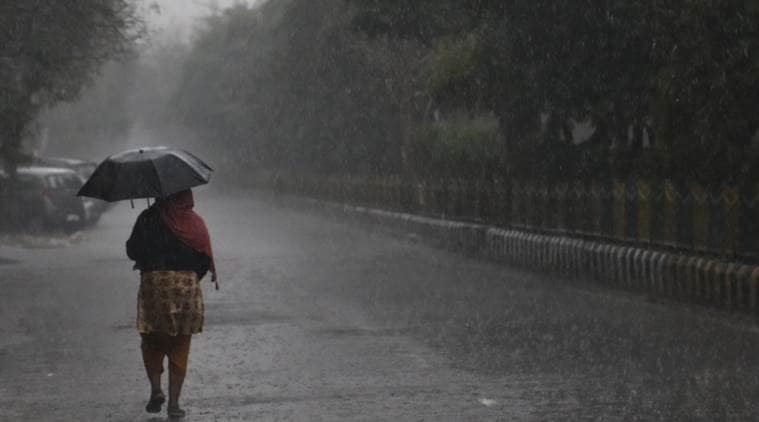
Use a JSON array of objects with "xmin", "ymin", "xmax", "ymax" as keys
[{"xmin": 159, "ymin": 190, "xmax": 217, "ymax": 284}]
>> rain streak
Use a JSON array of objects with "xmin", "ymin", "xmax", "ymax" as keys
[{"xmin": 2, "ymin": 1, "xmax": 759, "ymax": 421}]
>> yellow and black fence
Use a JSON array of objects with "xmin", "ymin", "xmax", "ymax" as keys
[
  {"xmin": 268, "ymin": 175, "xmax": 758, "ymax": 263},
  {"xmin": 508, "ymin": 179, "xmax": 749, "ymax": 260},
  {"xmin": 267, "ymin": 173, "xmax": 759, "ymax": 311}
]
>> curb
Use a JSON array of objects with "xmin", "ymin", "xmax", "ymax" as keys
[{"xmin": 295, "ymin": 197, "xmax": 759, "ymax": 312}]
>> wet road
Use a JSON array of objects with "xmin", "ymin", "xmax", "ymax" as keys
[{"xmin": 2, "ymin": 193, "xmax": 759, "ymax": 421}]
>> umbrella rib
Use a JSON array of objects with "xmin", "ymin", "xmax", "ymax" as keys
[{"xmin": 150, "ymin": 160, "xmax": 164, "ymax": 198}]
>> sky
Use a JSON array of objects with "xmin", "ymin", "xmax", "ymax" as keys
[{"xmin": 139, "ymin": 0, "xmax": 258, "ymax": 39}]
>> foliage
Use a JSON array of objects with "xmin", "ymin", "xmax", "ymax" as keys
[
  {"xmin": 36, "ymin": 60, "xmax": 137, "ymax": 159},
  {"xmin": 174, "ymin": 0, "xmax": 418, "ymax": 176},
  {"xmin": 171, "ymin": 0, "xmax": 759, "ymax": 185},
  {"xmin": 349, "ymin": 0, "xmax": 759, "ymax": 183},
  {"xmin": 0, "ymin": 0, "xmax": 141, "ymax": 166},
  {"xmin": 410, "ymin": 114, "xmax": 503, "ymax": 180}
]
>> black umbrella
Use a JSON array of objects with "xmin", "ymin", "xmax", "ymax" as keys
[{"xmin": 77, "ymin": 147, "xmax": 213, "ymax": 201}]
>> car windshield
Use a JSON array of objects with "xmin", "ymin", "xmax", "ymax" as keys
[
  {"xmin": 61, "ymin": 174, "xmax": 83, "ymax": 189},
  {"xmin": 43, "ymin": 174, "xmax": 80, "ymax": 189}
]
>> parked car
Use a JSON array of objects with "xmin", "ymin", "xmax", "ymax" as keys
[
  {"xmin": 9, "ymin": 166, "xmax": 89, "ymax": 231},
  {"xmin": 32, "ymin": 156, "xmax": 108, "ymax": 217},
  {"xmin": 31, "ymin": 156, "xmax": 98, "ymax": 180}
]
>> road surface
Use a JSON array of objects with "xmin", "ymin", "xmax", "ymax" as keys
[{"xmin": 1, "ymin": 192, "xmax": 759, "ymax": 421}]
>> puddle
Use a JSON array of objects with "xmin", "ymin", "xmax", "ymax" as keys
[
  {"xmin": 0, "ymin": 333, "xmax": 34, "ymax": 349},
  {"xmin": 478, "ymin": 398, "xmax": 498, "ymax": 407},
  {"xmin": 204, "ymin": 309, "xmax": 293, "ymax": 327},
  {"xmin": 89, "ymin": 257, "xmax": 126, "ymax": 263},
  {"xmin": 311, "ymin": 327, "xmax": 410, "ymax": 338},
  {"xmin": 0, "ymin": 232, "xmax": 84, "ymax": 249},
  {"xmin": 0, "ymin": 257, "xmax": 19, "ymax": 265}
]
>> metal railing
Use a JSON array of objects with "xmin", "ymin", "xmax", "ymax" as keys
[{"xmin": 268, "ymin": 174, "xmax": 758, "ymax": 263}]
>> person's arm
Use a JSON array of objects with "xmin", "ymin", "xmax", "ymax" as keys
[
  {"xmin": 126, "ymin": 212, "xmax": 148, "ymax": 263},
  {"xmin": 193, "ymin": 253, "xmax": 211, "ymax": 280}
]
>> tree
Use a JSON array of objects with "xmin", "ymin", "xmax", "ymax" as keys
[
  {"xmin": 349, "ymin": 0, "xmax": 759, "ymax": 183},
  {"xmin": 36, "ymin": 60, "xmax": 138, "ymax": 159},
  {"xmin": 174, "ymin": 0, "xmax": 414, "ymax": 177},
  {"xmin": 0, "ymin": 1, "xmax": 141, "ymax": 169},
  {"xmin": 171, "ymin": 0, "xmax": 759, "ymax": 184}
]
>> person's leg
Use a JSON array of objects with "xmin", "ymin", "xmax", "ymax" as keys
[
  {"xmin": 167, "ymin": 334, "xmax": 192, "ymax": 416},
  {"xmin": 141, "ymin": 334, "xmax": 167, "ymax": 412}
]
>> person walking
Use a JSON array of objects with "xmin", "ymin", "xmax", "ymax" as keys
[{"xmin": 126, "ymin": 189, "xmax": 217, "ymax": 418}]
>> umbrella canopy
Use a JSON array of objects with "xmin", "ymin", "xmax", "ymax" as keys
[{"xmin": 77, "ymin": 147, "xmax": 213, "ymax": 201}]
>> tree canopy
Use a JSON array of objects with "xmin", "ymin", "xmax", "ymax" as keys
[
  {"xmin": 174, "ymin": 0, "xmax": 416, "ymax": 176},
  {"xmin": 350, "ymin": 0, "xmax": 759, "ymax": 182},
  {"xmin": 172, "ymin": 0, "xmax": 759, "ymax": 184},
  {"xmin": 0, "ymin": 0, "xmax": 140, "ymax": 166}
]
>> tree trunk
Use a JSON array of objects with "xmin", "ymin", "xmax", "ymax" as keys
[{"xmin": 0, "ymin": 117, "xmax": 29, "ymax": 178}]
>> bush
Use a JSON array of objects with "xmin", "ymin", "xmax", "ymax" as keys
[{"xmin": 410, "ymin": 113, "xmax": 504, "ymax": 180}]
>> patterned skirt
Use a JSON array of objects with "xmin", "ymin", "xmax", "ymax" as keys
[{"xmin": 137, "ymin": 271, "xmax": 204, "ymax": 336}]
